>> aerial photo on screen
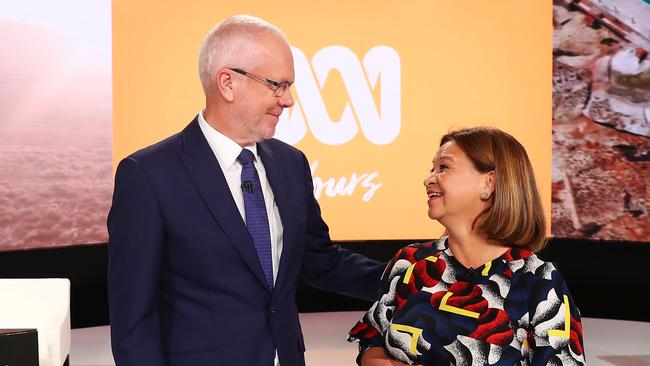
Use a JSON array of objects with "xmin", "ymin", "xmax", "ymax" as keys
[
  {"xmin": 552, "ymin": 0, "xmax": 650, "ymax": 241},
  {"xmin": 0, "ymin": 1, "xmax": 112, "ymax": 251}
]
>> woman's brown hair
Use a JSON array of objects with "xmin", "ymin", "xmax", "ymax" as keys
[{"xmin": 440, "ymin": 127, "xmax": 547, "ymax": 252}]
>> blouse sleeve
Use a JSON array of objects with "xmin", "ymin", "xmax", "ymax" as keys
[
  {"xmin": 528, "ymin": 265, "xmax": 586, "ymax": 365},
  {"xmin": 347, "ymin": 246, "xmax": 415, "ymax": 364}
]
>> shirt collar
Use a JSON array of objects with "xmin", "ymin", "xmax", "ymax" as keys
[{"xmin": 198, "ymin": 109, "xmax": 258, "ymax": 169}]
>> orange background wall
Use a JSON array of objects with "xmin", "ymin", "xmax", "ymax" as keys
[{"xmin": 113, "ymin": 1, "xmax": 551, "ymax": 240}]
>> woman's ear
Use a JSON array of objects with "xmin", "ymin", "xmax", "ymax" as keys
[{"xmin": 485, "ymin": 170, "xmax": 496, "ymax": 195}]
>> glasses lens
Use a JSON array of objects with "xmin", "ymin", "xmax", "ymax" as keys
[{"xmin": 274, "ymin": 83, "xmax": 289, "ymax": 97}]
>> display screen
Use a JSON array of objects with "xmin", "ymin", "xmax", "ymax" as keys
[
  {"xmin": 552, "ymin": 0, "xmax": 650, "ymax": 241},
  {"xmin": 6, "ymin": 2, "xmax": 644, "ymax": 251},
  {"xmin": 0, "ymin": 0, "xmax": 112, "ymax": 251}
]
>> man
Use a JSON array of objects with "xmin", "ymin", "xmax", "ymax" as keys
[{"xmin": 107, "ymin": 15, "xmax": 384, "ymax": 366}]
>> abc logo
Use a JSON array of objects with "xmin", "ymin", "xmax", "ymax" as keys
[{"xmin": 275, "ymin": 45, "xmax": 401, "ymax": 145}]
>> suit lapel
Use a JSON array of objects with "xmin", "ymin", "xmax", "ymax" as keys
[
  {"xmin": 258, "ymin": 141, "xmax": 299, "ymax": 292},
  {"xmin": 178, "ymin": 118, "xmax": 270, "ymax": 291}
]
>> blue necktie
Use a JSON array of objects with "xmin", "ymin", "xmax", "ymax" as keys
[{"xmin": 238, "ymin": 149, "xmax": 273, "ymax": 288}]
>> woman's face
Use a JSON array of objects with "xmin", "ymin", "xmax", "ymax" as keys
[{"xmin": 423, "ymin": 140, "xmax": 492, "ymax": 228}]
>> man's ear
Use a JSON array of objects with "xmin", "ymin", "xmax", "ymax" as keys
[{"xmin": 215, "ymin": 68, "xmax": 234, "ymax": 102}]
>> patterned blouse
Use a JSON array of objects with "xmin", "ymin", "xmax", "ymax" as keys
[{"xmin": 348, "ymin": 238, "xmax": 585, "ymax": 365}]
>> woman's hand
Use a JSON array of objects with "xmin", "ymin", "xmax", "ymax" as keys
[{"xmin": 360, "ymin": 347, "xmax": 418, "ymax": 366}]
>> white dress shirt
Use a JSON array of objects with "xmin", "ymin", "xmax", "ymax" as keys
[{"xmin": 198, "ymin": 110, "xmax": 284, "ymax": 285}]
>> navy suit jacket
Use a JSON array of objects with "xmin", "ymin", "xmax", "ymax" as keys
[{"xmin": 107, "ymin": 117, "xmax": 384, "ymax": 366}]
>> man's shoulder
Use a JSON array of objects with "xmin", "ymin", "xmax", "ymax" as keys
[
  {"xmin": 128, "ymin": 132, "xmax": 183, "ymax": 164},
  {"xmin": 125, "ymin": 118, "xmax": 198, "ymax": 164},
  {"xmin": 262, "ymin": 137, "xmax": 302, "ymax": 155},
  {"xmin": 260, "ymin": 138, "xmax": 307, "ymax": 165}
]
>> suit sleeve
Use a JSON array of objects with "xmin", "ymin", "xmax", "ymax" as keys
[
  {"xmin": 297, "ymin": 152, "xmax": 385, "ymax": 301},
  {"xmin": 107, "ymin": 157, "xmax": 165, "ymax": 366}
]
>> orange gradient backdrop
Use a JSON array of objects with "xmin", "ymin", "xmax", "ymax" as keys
[{"xmin": 113, "ymin": 1, "xmax": 551, "ymax": 240}]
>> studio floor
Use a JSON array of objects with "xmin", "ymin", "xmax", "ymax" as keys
[{"xmin": 70, "ymin": 311, "xmax": 650, "ymax": 366}]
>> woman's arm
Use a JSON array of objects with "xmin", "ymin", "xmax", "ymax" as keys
[
  {"xmin": 350, "ymin": 245, "xmax": 420, "ymax": 365},
  {"xmin": 528, "ymin": 266, "xmax": 586, "ymax": 365},
  {"xmin": 361, "ymin": 347, "xmax": 413, "ymax": 366}
]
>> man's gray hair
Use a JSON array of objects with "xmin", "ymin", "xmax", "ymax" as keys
[{"xmin": 198, "ymin": 15, "xmax": 288, "ymax": 95}]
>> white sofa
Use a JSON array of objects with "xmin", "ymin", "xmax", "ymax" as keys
[{"xmin": 0, "ymin": 278, "xmax": 71, "ymax": 366}]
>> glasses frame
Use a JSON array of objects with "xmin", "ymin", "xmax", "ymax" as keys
[{"xmin": 228, "ymin": 67, "xmax": 293, "ymax": 97}]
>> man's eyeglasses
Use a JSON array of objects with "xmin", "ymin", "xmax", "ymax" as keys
[{"xmin": 229, "ymin": 67, "xmax": 293, "ymax": 97}]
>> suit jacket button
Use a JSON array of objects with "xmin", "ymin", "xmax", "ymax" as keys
[{"xmin": 269, "ymin": 307, "xmax": 276, "ymax": 316}]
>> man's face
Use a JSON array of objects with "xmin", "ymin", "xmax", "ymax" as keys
[{"xmin": 233, "ymin": 33, "xmax": 295, "ymax": 144}]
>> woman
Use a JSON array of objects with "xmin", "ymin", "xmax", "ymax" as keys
[{"xmin": 348, "ymin": 127, "xmax": 585, "ymax": 365}]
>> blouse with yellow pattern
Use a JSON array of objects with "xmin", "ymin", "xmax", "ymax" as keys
[{"xmin": 348, "ymin": 238, "xmax": 585, "ymax": 365}]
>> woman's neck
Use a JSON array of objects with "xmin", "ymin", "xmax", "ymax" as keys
[{"xmin": 445, "ymin": 228, "xmax": 508, "ymax": 269}]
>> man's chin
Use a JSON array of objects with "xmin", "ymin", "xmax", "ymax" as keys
[
  {"xmin": 256, "ymin": 127, "xmax": 276, "ymax": 142},
  {"xmin": 263, "ymin": 121, "xmax": 277, "ymax": 138}
]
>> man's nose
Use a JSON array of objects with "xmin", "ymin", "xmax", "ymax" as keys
[{"xmin": 279, "ymin": 88, "xmax": 294, "ymax": 108}]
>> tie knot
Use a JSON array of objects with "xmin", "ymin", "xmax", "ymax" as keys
[{"xmin": 237, "ymin": 149, "xmax": 256, "ymax": 166}]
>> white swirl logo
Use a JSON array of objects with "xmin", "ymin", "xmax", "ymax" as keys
[{"xmin": 275, "ymin": 45, "xmax": 401, "ymax": 145}]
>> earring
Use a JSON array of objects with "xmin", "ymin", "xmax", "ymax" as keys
[{"xmin": 480, "ymin": 191, "xmax": 489, "ymax": 201}]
